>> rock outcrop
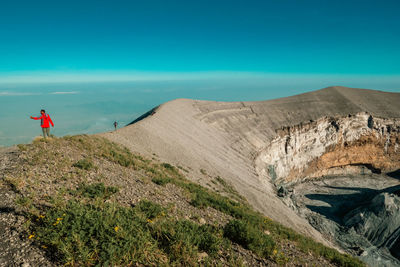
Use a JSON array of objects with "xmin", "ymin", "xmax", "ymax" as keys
[{"xmin": 258, "ymin": 113, "xmax": 400, "ymax": 186}]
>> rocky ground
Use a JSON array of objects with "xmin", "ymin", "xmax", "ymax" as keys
[
  {"xmin": 0, "ymin": 137, "xmax": 345, "ymax": 266},
  {"xmin": 0, "ymin": 146, "xmax": 53, "ymax": 267}
]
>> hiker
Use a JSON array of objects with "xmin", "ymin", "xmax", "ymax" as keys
[
  {"xmin": 30, "ymin": 109, "xmax": 54, "ymax": 139},
  {"xmin": 113, "ymin": 121, "xmax": 118, "ymax": 131}
]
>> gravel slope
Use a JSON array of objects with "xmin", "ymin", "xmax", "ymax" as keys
[{"xmin": 0, "ymin": 147, "xmax": 53, "ymax": 267}]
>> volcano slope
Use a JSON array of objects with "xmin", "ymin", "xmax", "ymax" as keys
[{"xmin": 104, "ymin": 86, "xmax": 400, "ymax": 266}]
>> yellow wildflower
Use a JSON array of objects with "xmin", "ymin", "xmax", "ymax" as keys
[
  {"xmin": 147, "ymin": 219, "xmax": 153, "ymax": 223},
  {"xmin": 114, "ymin": 226, "xmax": 119, "ymax": 232},
  {"xmin": 53, "ymin": 217, "xmax": 63, "ymax": 225},
  {"xmin": 273, "ymin": 249, "xmax": 278, "ymax": 255},
  {"xmin": 42, "ymin": 245, "xmax": 47, "ymax": 249},
  {"xmin": 28, "ymin": 234, "xmax": 35, "ymax": 239}
]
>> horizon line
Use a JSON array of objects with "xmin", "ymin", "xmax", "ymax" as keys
[{"xmin": 1, "ymin": 70, "xmax": 400, "ymax": 84}]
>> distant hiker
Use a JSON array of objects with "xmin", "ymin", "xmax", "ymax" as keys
[
  {"xmin": 113, "ymin": 121, "xmax": 118, "ymax": 131},
  {"xmin": 30, "ymin": 109, "xmax": 54, "ymax": 139}
]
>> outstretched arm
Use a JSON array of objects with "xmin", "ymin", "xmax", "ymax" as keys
[{"xmin": 30, "ymin": 114, "xmax": 44, "ymax": 120}]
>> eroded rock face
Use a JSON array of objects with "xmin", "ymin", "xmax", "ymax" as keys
[
  {"xmin": 344, "ymin": 192, "xmax": 400, "ymax": 250},
  {"xmin": 262, "ymin": 113, "xmax": 400, "ymax": 266},
  {"xmin": 289, "ymin": 175, "xmax": 400, "ymax": 267},
  {"xmin": 258, "ymin": 113, "xmax": 400, "ymax": 186}
]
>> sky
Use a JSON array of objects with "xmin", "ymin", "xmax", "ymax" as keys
[
  {"xmin": 1, "ymin": 0, "xmax": 400, "ymax": 75},
  {"xmin": 0, "ymin": 0, "xmax": 399, "ymax": 146}
]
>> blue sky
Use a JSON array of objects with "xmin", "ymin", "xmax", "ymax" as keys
[{"xmin": 1, "ymin": 0, "xmax": 400, "ymax": 76}]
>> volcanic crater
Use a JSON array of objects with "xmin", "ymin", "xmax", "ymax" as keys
[{"xmin": 104, "ymin": 86, "xmax": 400, "ymax": 266}]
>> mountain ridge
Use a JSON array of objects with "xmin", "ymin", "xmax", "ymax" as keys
[{"xmin": 103, "ymin": 86, "xmax": 400, "ymax": 248}]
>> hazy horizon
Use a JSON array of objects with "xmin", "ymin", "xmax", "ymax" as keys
[{"xmin": 1, "ymin": 72, "xmax": 399, "ymax": 146}]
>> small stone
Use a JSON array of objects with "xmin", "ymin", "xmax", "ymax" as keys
[
  {"xmin": 277, "ymin": 186, "xmax": 288, "ymax": 197},
  {"xmin": 198, "ymin": 252, "xmax": 208, "ymax": 261},
  {"xmin": 21, "ymin": 263, "xmax": 30, "ymax": 267},
  {"xmin": 199, "ymin": 218, "xmax": 206, "ymax": 225},
  {"xmin": 361, "ymin": 251, "xmax": 368, "ymax": 256}
]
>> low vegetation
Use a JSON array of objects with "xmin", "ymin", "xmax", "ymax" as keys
[
  {"xmin": 224, "ymin": 219, "xmax": 275, "ymax": 258},
  {"xmin": 72, "ymin": 158, "xmax": 94, "ymax": 170},
  {"xmin": 32, "ymin": 200, "xmax": 165, "ymax": 265},
  {"xmin": 71, "ymin": 182, "xmax": 119, "ymax": 199},
  {"xmin": 3, "ymin": 135, "xmax": 365, "ymax": 266}
]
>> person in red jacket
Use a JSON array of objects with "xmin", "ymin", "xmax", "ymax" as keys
[{"xmin": 30, "ymin": 109, "xmax": 54, "ymax": 139}]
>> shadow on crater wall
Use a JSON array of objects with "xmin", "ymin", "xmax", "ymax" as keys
[{"xmin": 305, "ymin": 184, "xmax": 400, "ymax": 224}]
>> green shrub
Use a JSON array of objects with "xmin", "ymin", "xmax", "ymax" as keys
[
  {"xmin": 17, "ymin": 144, "xmax": 28, "ymax": 151},
  {"xmin": 31, "ymin": 199, "xmax": 224, "ymax": 266},
  {"xmin": 153, "ymin": 220, "xmax": 222, "ymax": 264},
  {"xmin": 72, "ymin": 158, "xmax": 94, "ymax": 170},
  {"xmin": 15, "ymin": 196, "xmax": 33, "ymax": 207},
  {"xmin": 151, "ymin": 177, "xmax": 172, "ymax": 186},
  {"xmin": 136, "ymin": 200, "xmax": 164, "ymax": 219},
  {"xmin": 73, "ymin": 183, "xmax": 119, "ymax": 199},
  {"xmin": 224, "ymin": 219, "xmax": 275, "ymax": 258},
  {"xmin": 161, "ymin": 163, "xmax": 177, "ymax": 172},
  {"xmin": 102, "ymin": 149, "xmax": 135, "ymax": 167},
  {"xmin": 177, "ymin": 181, "xmax": 247, "ymax": 219},
  {"xmin": 32, "ymin": 201, "xmax": 166, "ymax": 266}
]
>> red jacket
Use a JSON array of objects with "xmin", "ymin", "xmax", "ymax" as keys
[{"xmin": 33, "ymin": 113, "xmax": 54, "ymax": 128}]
